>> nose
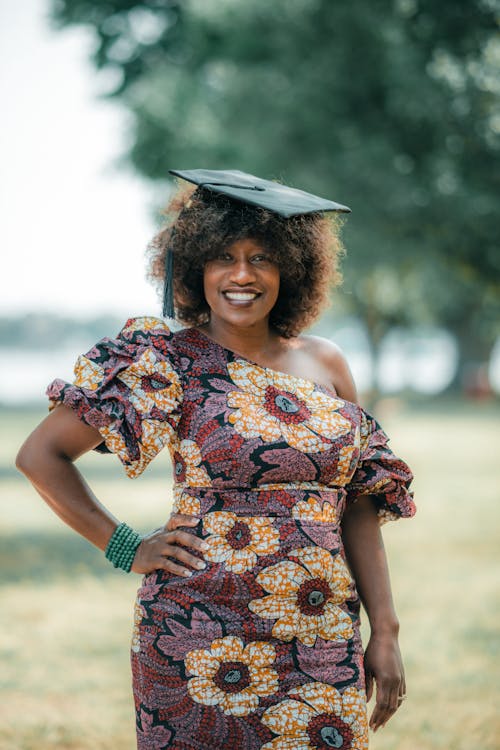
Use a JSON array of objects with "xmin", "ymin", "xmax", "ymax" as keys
[{"xmin": 229, "ymin": 258, "xmax": 257, "ymax": 284}]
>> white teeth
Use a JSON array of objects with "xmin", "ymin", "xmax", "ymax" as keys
[{"xmin": 224, "ymin": 292, "xmax": 258, "ymax": 301}]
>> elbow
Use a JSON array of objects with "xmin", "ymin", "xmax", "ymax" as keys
[
  {"xmin": 15, "ymin": 440, "xmax": 37, "ymax": 477},
  {"xmin": 16, "ymin": 434, "xmax": 73, "ymax": 479},
  {"xmin": 16, "ymin": 408, "xmax": 84, "ymax": 479},
  {"xmin": 15, "ymin": 436, "xmax": 55, "ymax": 479}
]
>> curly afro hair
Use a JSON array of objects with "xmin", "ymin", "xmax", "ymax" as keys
[{"xmin": 147, "ymin": 181, "xmax": 345, "ymax": 337}]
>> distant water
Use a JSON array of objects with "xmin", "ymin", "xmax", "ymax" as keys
[
  {"xmin": 0, "ymin": 326, "xmax": 470, "ymax": 404},
  {"xmin": 0, "ymin": 344, "xmax": 90, "ymax": 404}
]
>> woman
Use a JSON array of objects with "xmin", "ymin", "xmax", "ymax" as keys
[{"xmin": 16, "ymin": 169, "xmax": 415, "ymax": 749}]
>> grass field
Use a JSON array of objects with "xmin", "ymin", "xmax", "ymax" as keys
[{"xmin": 1, "ymin": 401, "xmax": 499, "ymax": 749}]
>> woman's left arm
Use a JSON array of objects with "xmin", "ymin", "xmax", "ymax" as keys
[
  {"xmin": 317, "ymin": 339, "xmax": 406, "ymax": 733},
  {"xmin": 341, "ymin": 496, "xmax": 405, "ymax": 733}
]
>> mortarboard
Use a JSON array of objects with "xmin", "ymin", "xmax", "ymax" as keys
[
  {"xmin": 163, "ymin": 169, "xmax": 351, "ymax": 317},
  {"xmin": 168, "ymin": 169, "xmax": 351, "ymax": 218}
]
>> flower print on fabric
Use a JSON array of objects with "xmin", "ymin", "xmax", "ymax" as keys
[
  {"xmin": 73, "ymin": 340, "xmax": 181, "ymax": 418},
  {"xmin": 261, "ymin": 682, "xmax": 368, "ymax": 750},
  {"xmin": 46, "ymin": 317, "xmax": 183, "ymax": 478},
  {"xmin": 249, "ymin": 546, "xmax": 354, "ymax": 646},
  {"xmin": 100, "ymin": 417, "xmax": 176, "ymax": 478},
  {"xmin": 171, "ymin": 484, "xmax": 201, "ymax": 515},
  {"xmin": 292, "ymin": 495, "xmax": 338, "ymax": 524},
  {"xmin": 346, "ymin": 410, "xmax": 415, "ymax": 523},
  {"xmin": 226, "ymin": 360, "xmax": 351, "ymax": 453},
  {"xmin": 335, "ymin": 443, "xmax": 359, "ymax": 487},
  {"xmin": 131, "ymin": 596, "xmax": 144, "ymax": 654},
  {"xmin": 47, "ymin": 320, "xmax": 415, "ymax": 749},
  {"xmin": 112, "ymin": 348, "xmax": 182, "ymax": 416},
  {"xmin": 125, "ymin": 317, "xmax": 169, "ymax": 335},
  {"xmin": 377, "ymin": 508, "xmax": 403, "ymax": 525},
  {"xmin": 73, "ymin": 356, "xmax": 105, "ymax": 391},
  {"xmin": 185, "ymin": 636, "xmax": 279, "ymax": 716},
  {"xmin": 203, "ymin": 511, "xmax": 280, "ymax": 574},
  {"xmin": 172, "ymin": 438, "xmax": 211, "ymax": 487},
  {"xmin": 135, "ymin": 707, "xmax": 174, "ymax": 748}
]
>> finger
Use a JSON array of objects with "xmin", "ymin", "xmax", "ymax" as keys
[
  {"xmin": 394, "ymin": 670, "xmax": 407, "ymax": 706},
  {"xmin": 165, "ymin": 513, "xmax": 199, "ymax": 531},
  {"xmin": 395, "ymin": 678, "xmax": 408, "ymax": 716},
  {"xmin": 159, "ymin": 557, "xmax": 196, "ymax": 577},
  {"xmin": 365, "ymin": 670, "xmax": 374, "ymax": 702},
  {"xmin": 401, "ymin": 673, "xmax": 407, "ymax": 699},
  {"xmin": 370, "ymin": 697, "xmax": 389, "ymax": 732},
  {"xmin": 162, "ymin": 544, "xmax": 207, "ymax": 571},
  {"xmin": 370, "ymin": 679, "xmax": 400, "ymax": 731},
  {"xmin": 166, "ymin": 529, "xmax": 209, "ymax": 553},
  {"xmin": 371, "ymin": 701, "xmax": 395, "ymax": 733}
]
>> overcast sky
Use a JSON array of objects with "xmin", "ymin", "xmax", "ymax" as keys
[{"xmin": 0, "ymin": 0, "xmax": 162, "ymax": 318}]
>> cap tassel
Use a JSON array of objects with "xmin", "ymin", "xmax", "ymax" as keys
[{"xmin": 162, "ymin": 244, "xmax": 175, "ymax": 319}]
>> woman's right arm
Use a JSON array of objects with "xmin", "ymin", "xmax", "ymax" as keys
[{"xmin": 16, "ymin": 405, "xmax": 207, "ymax": 576}]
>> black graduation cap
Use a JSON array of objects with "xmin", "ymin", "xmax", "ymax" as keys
[
  {"xmin": 168, "ymin": 168, "xmax": 351, "ymax": 218},
  {"xmin": 162, "ymin": 169, "xmax": 351, "ymax": 317}
]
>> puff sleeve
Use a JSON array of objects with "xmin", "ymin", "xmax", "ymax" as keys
[
  {"xmin": 346, "ymin": 409, "xmax": 416, "ymax": 524},
  {"xmin": 46, "ymin": 316, "xmax": 183, "ymax": 478}
]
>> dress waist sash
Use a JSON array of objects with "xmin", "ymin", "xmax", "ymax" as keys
[{"xmin": 172, "ymin": 483, "xmax": 347, "ymax": 521}]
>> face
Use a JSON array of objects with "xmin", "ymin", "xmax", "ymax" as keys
[{"xmin": 203, "ymin": 238, "xmax": 280, "ymax": 329}]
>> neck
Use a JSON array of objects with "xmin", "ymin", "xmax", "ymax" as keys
[{"xmin": 202, "ymin": 316, "xmax": 279, "ymax": 358}]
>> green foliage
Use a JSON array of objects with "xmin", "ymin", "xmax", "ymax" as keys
[{"xmin": 50, "ymin": 0, "xmax": 500, "ymax": 365}]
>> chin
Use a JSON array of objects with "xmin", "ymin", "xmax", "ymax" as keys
[
  {"xmin": 207, "ymin": 298, "xmax": 271, "ymax": 326},
  {"xmin": 211, "ymin": 307, "xmax": 270, "ymax": 329}
]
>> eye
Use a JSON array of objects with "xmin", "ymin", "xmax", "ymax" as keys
[
  {"xmin": 251, "ymin": 253, "xmax": 273, "ymax": 264},
  {"xmin": 212, "ymin": 252, "xmax": 233, "ymax": 262}
]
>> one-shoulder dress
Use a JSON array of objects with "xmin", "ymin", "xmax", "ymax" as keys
[{"xmin": 47, "ymin": 317, "xmax": 415, "ymax": 750}]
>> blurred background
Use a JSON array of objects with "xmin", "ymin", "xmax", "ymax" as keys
[{"xmin": 1, "ymin": 1, "xmax": 499, "ymax": 748}]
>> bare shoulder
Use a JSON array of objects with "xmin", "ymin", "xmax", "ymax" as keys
[{"xmin": 298, "ymin": 334, "xmax": 358, "ymax": 403}]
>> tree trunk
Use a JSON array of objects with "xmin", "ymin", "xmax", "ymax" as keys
[{"xmin": 446, "ymin": 325, "xmax": 495, "ymax": 397}]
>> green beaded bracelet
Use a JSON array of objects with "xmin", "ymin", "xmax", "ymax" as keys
[{"xmin": 105, "ymin": 522, "xmax": 142, "ymax": 573}]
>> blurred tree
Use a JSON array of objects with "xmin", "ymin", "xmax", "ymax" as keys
[{"xmin": 50, "ymin": 0, "xmax": 500, "ymax": 392}]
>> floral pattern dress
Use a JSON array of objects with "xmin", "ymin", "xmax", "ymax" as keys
[{"xmin": 47, "ymin": 317, "xmax": 416, "ymax": 750}]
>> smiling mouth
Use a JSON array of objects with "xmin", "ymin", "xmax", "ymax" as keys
[{"xmin": 223, "ymin": 291, "xmax": 261, "ymax": 301}]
